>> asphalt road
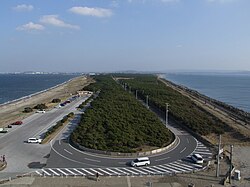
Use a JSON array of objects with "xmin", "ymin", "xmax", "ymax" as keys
[{"xmin": 0, "ymin": 95, "xmax": 89, "ymax": 179}]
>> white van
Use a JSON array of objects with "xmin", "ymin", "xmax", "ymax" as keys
[
  {"xmin": 191, "ymin": 154, "xmax": 204, "ymax": 164},
  {"xmin": 131, "ymin": 157, "xmax": 150, "ymax": 167},
  {"xmin": 27, "ymin": 138, "xmax": 42, "ymax": 143}
]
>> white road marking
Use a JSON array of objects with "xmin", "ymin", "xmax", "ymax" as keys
[
  {"xmin": 180, "ymin": 147, "xmax": 186, "ymax": 153},
  {"xmin": 84, "ymin": 158, "xmax": 101, "ymax": 162},
  {"xmin": 194, "ymin": 151, "xmax": 212, "ymax": 155},
  {"xmin": 187, "ymin": 138, "xmax": 190, "ymax": 144},
  {"xmin": 167, "ymin": 163, "xmax": 189, "ymax": 172},
  {"xmin": 41, "ymin": 169, "xmax": 51, "ymax": 176},
  {"xmin": 140, "ymin": 167, "xmax": 162, "ymax": 174},
  {"xmin": 73, "ymin": 168, "xmax": 85, "ymax": 175},
  {"xmin": 127, "ymin": 176, "xmax": 131, "ymax": 187},
  {"xmin": 129, "ymin": 167, "xmax": 148, "ymax": 175},
  {"xmin": 89, "ymin": 168, "xmax": 103, "ymax": 175},
  {"xmin": 113, "ymin": 168, "xmax": 129, "ymax": 174},
  {"xmin": 49, "ymin": 168, "xmax": 60, "ymax": 176},
  {"xmin": 170, "ymin": 162, "xmax": 192, "ymax": 171},
  {"xmin": 155, "ymin": 157, "xmax": 170, "ymax": 162},
  {"xmin": 106, "ymin": 168, "xmax": 120, "ymax": 175},
  {"xmin": 97, "ymin": 168, "xmax": 112, "ymax": 175},
  {"xmin": 65, "ymin": 168, "xmax": 77, "ymax": 175},
  {"xmin": 151, "ymin": 166, "xmax": 170, "ymax": 173},
  {"xmin": 57, "ymin": 168, "xmax": 68, "ymax": 176},
  {"xmin": 80, "ymin": 168, "xmax": 94, "ymax": 175},
  {"xmin": 35, "ymin": 171, "xmax": 41, "ymax": 175},
  {"xmin": 59, "ymin": 140, "xmax": 61, "ymax": 145},
  {"xmin": 122, "ymin": 168, "xmax": 138, "ymax": 175},
  {"xmin": 64, "ymin": 149, "xmax": 73, "ymax": 155}
]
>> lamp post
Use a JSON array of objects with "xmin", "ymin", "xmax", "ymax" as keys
[{"xmin": 166, "ymin": 103, "xmax": 169, "ymax": 126}]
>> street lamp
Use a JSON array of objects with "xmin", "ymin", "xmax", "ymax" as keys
[{"xmin": 166, "ymin": 103, "xmax": 169, "ymax": 126}]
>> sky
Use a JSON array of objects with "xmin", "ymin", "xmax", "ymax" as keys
[{"xmin": 0, "ymin": 0, "xmax": 250, "ymax": 73}]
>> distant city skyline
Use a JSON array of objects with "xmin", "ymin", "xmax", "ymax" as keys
[{"xmin": 1, "ymin": 0, "xmax": 250, "ymax": 72}]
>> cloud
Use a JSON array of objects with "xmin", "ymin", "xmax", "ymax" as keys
[
  {"xmin": 40, "ymin": 15, "xmax": 80, "ymax": 29},
  {"xmin": 69, "ymin": 7, "xmax": 113, "ymax": 18},
  {"xmin": 16, "ymin": 22, "xmax": 44, "ymax": 31},
  {"xmin": 161, "ymin": 0, "xmax": 179, "ymax": 2},
  {"xmin": 13, "ymin": 4, "xmax": 34, "ymax": 12},
  {"xmin": 128, "ymin": 0, "xmax": 179, "ymax": 3}
]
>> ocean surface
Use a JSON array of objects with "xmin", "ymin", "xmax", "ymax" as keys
[
  {"xmin": 164, "ymin": 73, "xmax": 250, "ymax": 113},
  {"xmin": 0, "ymin": 74, "xmax": 78, "ymax": 105}
]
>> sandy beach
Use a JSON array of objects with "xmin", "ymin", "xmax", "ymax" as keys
[{"xmin": 0, "ymin": 76, "xmax": 93, "ymax": 128}]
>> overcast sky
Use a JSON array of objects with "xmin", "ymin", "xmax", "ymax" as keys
[{"xmin": 0, "ymin": 0, "xmax": 249, "ymax": 73}]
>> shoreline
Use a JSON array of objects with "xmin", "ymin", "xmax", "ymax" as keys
[
  {"xmin": 0, "ymin": 76, "xmax": 77, "ymax": 107},
  {"xmin": 0, "ymin": 76, "xmax": 92, "ymax": 127}
]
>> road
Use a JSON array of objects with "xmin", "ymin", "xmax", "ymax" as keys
[
  {"xmin": 0, "ymin": 93, "xmax": 213, "ymax": 179},
  {"xmin": 0, "ymin": 95, "xmax": 89, "ymax": 179}
]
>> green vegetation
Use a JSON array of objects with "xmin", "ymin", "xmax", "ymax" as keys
[
  {"xmin": 77, "ymin": 95, "xmax": 94, "ymax": 109},
  {"xmin": 23, "ymin": 107, "xmax": 33, "ymax": 113},
  {"xmin": 71, "ymin": 75, "xmax": 174, "ymax": 153},
  {"xmin": 52, "ymin": 98, "xmax": 61, "ymax": 103},
  {"xmin": 43, "ymin": 112, "xmax": 74, "ymax": 139},
  {"xmin": 119, "ymin": 74, "xmax": 226, "ymax": 135},
  {"xmin": 34, "ymin": 103, "xmax": 47, "ymax": 110}
]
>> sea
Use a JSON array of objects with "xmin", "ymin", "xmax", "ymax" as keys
[
  {"xmin": 164, "ymin": 72, "xmax": 250, "ymax": 113},
  {"xmin": 0, "ymin": 74, "xmax": 78, "ymax": 105}
]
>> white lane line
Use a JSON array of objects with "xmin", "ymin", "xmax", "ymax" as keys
[
  {"xmin": 113, "ymin": 168, "xmax": 129, "ymax": 175},
  {"xmin": 35, "ymin": 171, "xmax": 41, "ymax": 175},
  {"xmin": 41, "ymin": 169, "xmax": 51, "ymax": 176},
  {"xmin": 59, "ymin": 140, "xmax": 61, "ymax": 145},
  {"xmin": 122, "ymin": 168, "xmax": 138, "ymax": 175},
  {"xmin": 127, "ymin": 176, "xmax": 131, "ymax": 187},
  {"xmin": 167, "ymin": 163, "xmax": 189, "ymax": 172},
  {"xmin": 57, "ymin": 168, "xmax": 68, "ymax": 176},
  {"xmin": 97, "ymin": 168, "xmax": 112, "ymax": 175},
  {"xmin": 170, "ymin": 163, "xmax": 193, "ymax": 171},
  {"xmin": 140, "ymin": 167, "xmax": 162, "ymax": 174},
  {"xmin": 89, "ymin": 168, "xmax": 103, "ymax": 175},
  {"xmin": 49, "ymin": 168, "xmax": 60, "ymax": 176},
  {"xmin": 73, "ymin": 168, "xmax": 85, "ymax": 176},
  {"xmin": 129, "ymin": 167, "xmax": 148, "ymax": 175},
  {"xmin": 65, "ymin": 168, "xmax": 77, "ymax": 175},
  {"xmin": 80, "ymin": 168, "xmax": 94, "ymax": 175},
  {"xmin": 151, "ymin": 166, "xmax": 170, "ymax": 173},
  {"xmin": 118, "ymin": 162, "xmax": 126, "ymax": 164},
  {"xmin": 155, "ymin": 157, "xmax": 170, "ymax": 162},
  {"xmin": 106, "ymin": 168, "xmax": 120, "ymax": 175},
  {"xmin": 175, "ymin": 161, "xmax": 196, "ymax": 169},
  {"xmin": 194, "ymin": 151, "xmax": 212, "ymax": 155},
  {"xmin": 187, "ymin": 138, "xmax": 190, "ymax": 144},
  {"xmin": 180, "ymin": 147, "xmax": 187, "ymax": 153},
  {"xmin": 84, "ymin": 158, "xmax": 101, "ymax": 162},
  {"xmin": 156, "ymin": 165, "xmax": 177, "ymax": 173},
  {"xmin": 155, "ymin": 165, "xmax": 173, "ymax": 173},
  {"xmin": 64, "ymin": 149, "xmax": 73, "ymax": 155}
]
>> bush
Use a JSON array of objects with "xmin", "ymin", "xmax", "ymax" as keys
[
  {"xmin": 52, "ymin": 98, "xmax": 61, "ymax": 103},
  {"xmin": 23, "ymin": 107, "xmax": 33, "ymax": 113},
  {"xmin": 34, "ymin": 103, "xmax": 48, "ymax": 110}
]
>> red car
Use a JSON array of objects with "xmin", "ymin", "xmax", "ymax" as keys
[{"xmin": 11, "ymin": 121, "xmax": 23, "ymax": 125}]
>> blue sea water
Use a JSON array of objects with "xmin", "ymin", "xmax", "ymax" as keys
[
  {"xmin": 164, "ymin": 73, "xmax": 250, "ymax": 113},
  {"xmin": 0, "ymin": 74, "xmax": 78, "ymax": 105}
]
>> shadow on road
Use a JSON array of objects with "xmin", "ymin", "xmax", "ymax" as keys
[{"xmin": 28, "ymin": 162, "xmax": 46, "ymax": 169}]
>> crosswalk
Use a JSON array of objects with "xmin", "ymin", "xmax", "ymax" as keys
[
  {"xmin": 35, "ymin": 160, "xmax": 205, "ymax": 177},
  {"xmin": 192, "ymin": 141, "xmax": 213, "ymax": 160}
]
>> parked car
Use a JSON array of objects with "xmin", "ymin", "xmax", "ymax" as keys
[
  {"xmin": 11, "ymin": 121, "xmax": 23, "ymax": 125},
  {"xmin": 191, "ymin": 154, "xmax": 204, "ymax": 164},
  {"xmin": 0, "ymin": 128, "xmax": 8, "ymax": 133},
  {"xmin": 36, "ymin": 109, "xmax": 45, "ymax": 113},
  {"xmin": 27, "ymin": 138, "xmax": 42, "ymax": 144},
  {"xmin": 131, "ymin": 157, "xmax": 150, "ymax": 167}
]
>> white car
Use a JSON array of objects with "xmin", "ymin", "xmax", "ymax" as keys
[
  {"xmin": 36, "ymin": 109, "xmax": 45, "ymax": 113},
  {"xmin": 191, "ymin": 153, "xmax": 204, "ymax": 164},
  {"xmin": 27, "ymin": 138, "xmax": 42, "ymax": 143},
  {"xmin": 131, "ymin": 157, "xmax": 150, "ymax": 167}
]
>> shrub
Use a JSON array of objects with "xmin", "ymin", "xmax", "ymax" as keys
[
  {"xmin": 52, "ymin": 98, "xmax": 61, "ymax": 103},
  {"xmin": 34, "ymin": 103, "xmax": 48, "ymax": 110},
  {"xmin": 23, "ymin": 107, "xmax": 33, "ymax": 113}
]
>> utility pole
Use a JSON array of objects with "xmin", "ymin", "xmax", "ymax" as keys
[
  {"xmin": 146, "ymin": 95, "xmax": 149, "ymax": 109},
  {"xmin": 229, "ymin": 145, "xmax": 233, "ymax": 184},
  {"xmin": 216, "ymin": 134, "xmax": 221, "ymax": 177},
  {"xmin": 135, "ymin": 90, "xmax": 138, "ymax": 99},
  {"xmin": 166, "ymin": 103, "xmax": 169, "ymax": 126}
]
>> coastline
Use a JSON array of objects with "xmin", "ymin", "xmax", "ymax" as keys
[
  {"xmin": 159, "ymin": 76, "xmax": 250, "ymax": 145},
  {"xmin": 0, "ymin": 76, "xmax": 92, "ymax": 127},
  {"xmin": 0, "ymin": 76, "xmax": 75, "ymax": 107}
]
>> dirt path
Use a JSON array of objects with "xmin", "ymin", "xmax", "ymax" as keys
[{"xmin": 0, "ymin": 76, "xmax": 93, "ymax": 127}]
